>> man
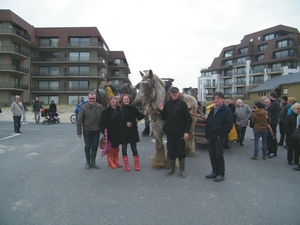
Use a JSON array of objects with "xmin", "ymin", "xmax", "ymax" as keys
[
  {"xmin": 77, "ymin": 92, "xmax": 104, "ymax": 169},
  {"xmin": 205, "ymin": 92, "xmax": 233, "ymax": 182},
  {"xmin": 278, "ymin": 96, "xmax": 289, "ymax": 146},
  {"xmin": 32, "ymin": 96, "xmax": 43, "ymax": 124},
  {"xmin": 235, "ymin": 99, "xmax": 252, "ymax": 146},
  {"xmin": 11, "ymin": 95, "xmax": 23, "ymax": 133},
  {"xmin": 104, "ymin": 80, "xmax": 118, "ymax": 97},
  {"xmin": 80, "ymin": 97, "xmax": 86, "ymax": 106},
  {"xmin": 158, "ymin": 87, "xmax": 192, "ymax": 178},
  {"xmin": 264, "ymin": 92, "xmax": 280, "ymax": 158}
]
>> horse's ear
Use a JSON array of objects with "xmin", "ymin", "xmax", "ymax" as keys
[
  {"xmin": 149, "ymin": 69, "xmax": 153, "ymax": 79},
  {"xmin": 139, "ymin": 71, "xmax": 144, "ymax": 77}
]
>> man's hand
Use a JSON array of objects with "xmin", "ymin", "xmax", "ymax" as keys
[
  {"xmin": 158, "ymin": 102, "xmax": 163, "ymax": 111},
  {"xmin": 78, "ymin": 134, "xmax": 82, "ymax": 138},
  {"xmin": 183, "ymin": 133, "xmax": 189, "ymax": 140}
]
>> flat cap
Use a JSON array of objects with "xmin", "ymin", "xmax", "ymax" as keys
[{"xmin": 170, "ymin": 87, "xmax": 179, "ymax": 92}]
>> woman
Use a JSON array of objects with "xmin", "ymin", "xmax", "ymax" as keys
[
  {"xmin": 49, "ymin": 100, "xmax": 57, "ymax": 113},
  {"xmin": 284, "ymin": 103, "xmax": 300, "ymax": 168},
  {"xmin": 251, "ymin": 102, "xmax": 270, "ymax": 160},
  {"xmin": 100, "ymin": 96, "xmax": 122, "ymax": 169},
  {"xmin": 22, "ymin": 99, "xmax": 28, "ymax": 124},
  {"xmin": 119, "ymin": 94, "xmax": 146, "ymax": 171}
]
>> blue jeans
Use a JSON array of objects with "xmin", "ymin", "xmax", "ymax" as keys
[
  {"xmin": 254, "ymin": 130, "xmax": 268, "ymax": 157},
  {"xmin": 83, "ymin": 130, "xmax": 101, "ymax": 152}
]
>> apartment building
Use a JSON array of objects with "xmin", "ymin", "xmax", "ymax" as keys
[
  {"xmin": 0, "ymin": 10, "xmax": 131, "ymax": 105},
  {"xmin": 199, "ymin": 25, "xmax": 300, "ymax": 102}
]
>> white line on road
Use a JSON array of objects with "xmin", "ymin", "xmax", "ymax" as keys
[{"xmin": 0, "ymin": 133, "xmax": 20, "ymax": 141}]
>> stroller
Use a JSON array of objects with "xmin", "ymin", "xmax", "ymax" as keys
[{"xmin": 41, "ymin": 108, "xmax": 60, "ymax": 124}]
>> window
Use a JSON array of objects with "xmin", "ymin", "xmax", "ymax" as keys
[
  {"xmin": 252, "ymin": 76, "xmax": 264, "ymax": 84},
  {"xmin": 271, "ymin": 63, "xmax": 281, "ymax": 71},
  {"xmin": 38, "ymin": 81, "xmax": 59, "ymax": 91},
  {"xmin": 283, "ymin": 88, "xmax": 288, "ymax": 95},
  {"xmin": 224, "ymin": 50, "xmax": 233, "ymax": 58},
  {"xmin": 252, "ymin": 65, "xmax": 264, "ymax": 73},
  {"xmin": 69, "ymin": 37, "xmax": 90, "ymax": 46},
  {"xmin": 112, "ymin": 80, "xmax": 119, "ymax": 87},
  {"xmin": 13, "ymin": 42, "xmax": 20, "ymax": 54},
  {"xmin": 237, "ymin": 47, "xmax": 248, "ymax": 55},
  {"xmin": 68, "ymin": 81, "xmax": 88, "ymax": 91},
  {"xmin": 114, "ymin": 59, "xmax": 121, "ymax": 66},
  {"xmin": 263, "ymin": 34, "xmax": 275, "ymax": 41},
  {"xmin": 111, "ymin": 70, "xmax": 120, "ymax": 76},
  {"xmin": 236, "ymin": 77, "xmax": 245, "ymax": 85},
  {"xmin": 224, "ymin": 88, "xmax": 231, "ymax": 95},
  {"xmin": 206, "ymin": 80, "xmax": 211, "ymax": 86},
  {"xmin": 236, "ymin": 57, "xmax": 246, "ymax": 65},
  {"xmin": 11, "ymin": 76, "xmax": 20, "ymax": 88},
  {"xmin": 288, "ymin": 61, "xmax": 298, "ymax": 69},
  {"xmin": 276, "ymin": 39, "xmax": 295, "ymax": 48},
  {"xmin": 68, "ymin": 66, "xmax": 89, "ymax": 76},
  {"xmin": 12, "ymin": 59, "xmax": 20, "ymax": 70},
  {"xmin": 273, "ymin": 49, "xmax": 298, "ymax": 59},
  {"xmin": 236, "ymin": 87, "xmax": 245, "ymax": 94},
  {"xmin": 224, "ymin": 79, "xmax": 232, "ymax": 86},
  {"xmin": 224, "ymin": 60, "xmax": 233, "ymax": 66},
  {"xmin": 39, "ymin": 52, "xmax": 60, "ymax": 61},
  {"xmin": 257, "ymin": 44, "xmax": 267, "ymax": 52},
  {"xmin": 69, "ymin": 52, "xmax": 90, "ymax": 61},
  {"xmin": 68, "ymin": 95, "xmax": 86, "ymax": 104},
  {"xmin": 39, "ymin": 67, "xmax": 59, "ymax": 76},
  {"xmin": 255, "ymin": 55, "xmax": 264, "ymax": 62},
  {"xmin": 39, "ymin": 38, "xmax": 58, "ymax": 47},
  {"xmin": 236, "ymin": 68, "xmax": 246, "ymax": 75},
  {"xmin": 39, "ymin": 96, "xmax": 59, "ymax": 105}
]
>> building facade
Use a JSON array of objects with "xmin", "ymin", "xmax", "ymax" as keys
[
  {"xmin": 199, "ymin": 25, "xmax": 300, "ymax": 102},
  {"xmin": 0, "ymin": 10, "xmax": 131, "ymax": 105}
]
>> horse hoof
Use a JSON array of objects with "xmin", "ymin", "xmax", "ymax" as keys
[{"xmin": 142, "ymin": 133, "xmax": 149, "ymax": 137}]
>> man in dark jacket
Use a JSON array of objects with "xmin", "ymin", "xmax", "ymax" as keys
[
  {"xmin": 32, "ymin": 97, "xmax": 43, "ymax": 124},
  {"xmin": 205, "ymin": 92, "xmax": 233, "ymax": 182},
  {"xmin": 278, "ymin": 96, "xmax": 288, "ymax": 146},
  {"xmin": 159, "ymin": 87, "xmax": 192, "ymax": 178}
]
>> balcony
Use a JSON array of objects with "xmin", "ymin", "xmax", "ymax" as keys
[
  {"xmin": 0, "ymin": 45, "xmax": 30, "ymax": 59},
  {"xmin": 0, "ymin": 64, "xmax": 29, "ymax": 74},
  {"xmin": 0, "ymin": 27, "xmax": 31, "ymax": 42},
  {"xmin": 220, "ymin": 82, "xmax": 232, "ymax": 87},
  {"xmin": 204, "ymin": 83, "xmax": 217, "ymax": 88},
  {"xmin": 0, "ymin": 82, "xmax": 29, "ymax": 90},
  {"xmin": 250, "ymin": 79, "xmax": 264, "ymax": 85},
  {"xmin": 31, "ymin": 86, "xmax": 92, "ymax": 92},
  {"xmin": 31, "ymin": 57, "xmax": 108, "ymax": 66},
  {"xmin": 233, "ymin": 81, "xmax": 246, "ymax": 86}
]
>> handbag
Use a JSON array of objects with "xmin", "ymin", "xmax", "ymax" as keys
[
  {"xmin": 228, "ymin": 124, "xmax": 238, "ymax": 141},
  {"xmin": 99, "ymin": 137, "xmax": 105, "ymax": 149},
  {"xmin": 101, "ymin": 128, "xmax": 112, "ymax": 157},
  {"xmin": 291, "ymin": 128, "xmax": 300, "ymax": 141}
]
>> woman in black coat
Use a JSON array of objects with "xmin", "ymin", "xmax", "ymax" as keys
[
  {"xmin": 284, "ymin": 103, "xmax": 300, "ymax": 169},
  {"xmin": 119, "ymin": 94, "xmax": 146, "ymax": 172}
]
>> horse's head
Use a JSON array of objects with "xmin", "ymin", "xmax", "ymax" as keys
[
  {"xmin": 93, "ymin": 89, "xmax": 108, "ymax": 107},
  {"xmin": 119, "ymin": 83, "xmax": 137, "ymax": 102},
  {"xmin": 134, "ymin": 69, "xmax": 166, "ymax": 110}
]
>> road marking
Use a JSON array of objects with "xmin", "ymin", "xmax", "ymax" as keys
[{"xmin": 0, "ymin": 133, "xmax": 20, "ymax": 141}]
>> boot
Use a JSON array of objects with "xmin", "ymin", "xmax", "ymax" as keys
[
  {"xmin": 85, "ymin": 150, "xmax": 91, "ymax": 169},
  {"xmin": 165, "ymin": 159, "xmax": 175, "ymax": 176},
  {"xmin": 179, "ymin": 158, "xmax": 186, "ymax": 178},
  {"xmin": 133, "ymin": 155, "xmax": 140, "ymax": 171},
  {"xmin": 122, "ymin": 156, "xmax": 130, "ymax": 171},
  {"xmin": 107, "ymin": 150, "xmax": 117, "ymax": 168},
  {"xmin": 113, "ymin": 148, "xmax": 122, "ymax": 167},
  {"xmin": 91, "ymin": 150, "xmax": 99, "ymax": 169}
]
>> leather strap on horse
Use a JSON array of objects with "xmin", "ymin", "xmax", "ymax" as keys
[{"xmin": 190, "ymin": 112, "xmax": 207, "ymax": 120}]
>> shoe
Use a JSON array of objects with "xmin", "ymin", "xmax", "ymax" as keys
[
  {"xmin": 283, "ymin": 145, "xmax": 287, "ymax": 149},
  {"xmin": 262, "ymin": 156, "xmax": 267, "ymax": 160},
  {"xmin": 236, "ymin": 140, "xmax": 240, "ymax": 144},
  {"xmin": 214, "ymin": 175, "xmax": 225, "ymax": 182},
  {"xmin": 205, "ymin": 173, "xmax": 217, "ymax": 179},
  {"xmin": 292, "ymin": 166, "xmax": 300, "ymax": 171},
  {"xmin": 268, "ymin": 153, "xmax": 277, "ymax": 159},
  {"xmin": 17, "ymin": 131, "xmax": 22, "ymax": 133},
  {"xmin": 251, "ymin": 137, "xmax": 254, "ymax": 140},
  {"xmin": 288, "ymin": 162, "xmax": 293, "ymax": 165},
  {"xmin": 278, "ymin": 142, "xmax": 283, "ymax": 146},
  {"xmin": 250, "ymin": 156, "xmax": 258, "ymax": 160},
  {"xmin": 239, "ymin": 143, "xmax": 244, "ymax": 146}
]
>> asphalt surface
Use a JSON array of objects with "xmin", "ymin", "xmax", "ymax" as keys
[{"xmin": 0, "ymin": 120, "xmax": 299, "ymax": 225}]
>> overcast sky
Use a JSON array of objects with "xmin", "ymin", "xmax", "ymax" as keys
[{"xmin": 2, "ymin": 0, "xmax": 300, "ymax": 90}]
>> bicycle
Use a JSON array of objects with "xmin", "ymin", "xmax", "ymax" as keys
[{"xmin": 70, "ymin": 113, "xmax": 77, "ymax": 124}]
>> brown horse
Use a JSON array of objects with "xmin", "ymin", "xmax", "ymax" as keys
[{"xmin": 134, "ymin": 70, "xmax": 197, "ymax": 168}]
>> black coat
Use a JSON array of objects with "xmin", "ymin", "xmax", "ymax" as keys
[
  {"xmin": 284, "ymin": 112, "xmax": 300, "ymax": 146},
  {"xmin": 118, "ymin": 105, "xmax": 144, "ymax": 144},
  {"xmin": 100, "ymin": 106, "xmax": 122, "ymax": 147}
]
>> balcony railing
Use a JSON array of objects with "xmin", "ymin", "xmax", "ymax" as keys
[
  {"xmin": 31, "ymin": 86, "xmax": 92, "ymax": 91},
  {"xmin": 233, "ymin": 81, "xmax": 246, "ymax": 85},
  {"xmin": 250, "ymin": 79, "xmax": 264, "ymax": 84},
  {"xmin": 0, "ymin": 27, "xmax": 31, "ymax": 42},
  {"xmin": 31, "ymin": 57, "xmax": 107, "ymax": 65},
  {"xmin": 0, "ymin": 64, "xmax": 29, "ymax": 74},
  {"xmin": 0, "ymin": 82, "xmax": 29, "ymax": 90},
  {"xmin": 0, "ymin": 45, "xmax": 30, "ymax": 57}
]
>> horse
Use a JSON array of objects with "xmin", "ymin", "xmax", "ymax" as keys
[
  {"xmin": 134, "ymin": 70, "xmax": 198, "ymax": 169},
  {"xmin": 93, "ymin": 88, "xmax": 108, "ymax": 107},
  {"xmin": 119, "ymin": 83, "xmax": 151, "ymax": 136}
]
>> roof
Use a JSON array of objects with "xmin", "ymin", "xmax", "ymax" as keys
[{"xmin": 249, "ymin": 72, "xmax": 300, "ymax": 92}]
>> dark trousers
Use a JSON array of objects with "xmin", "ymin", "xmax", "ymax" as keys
[
  {"xmin": 278, "ymin": 121, "xmax": 285, "ymax": 145},
  {"xmin": 208, "ymin": 136, "xmax": 226, "ymax": 176},
  {"xmin": 235, "ymin": 125, "xmax": 246, "ymax": 144},
  {"xmin": 166, "ymin": 135, "xmax": 186, "ymax": 160},
  {"xmin": 121, "ymin": 142, "xmax": 138, "ymax": 156},
  {"xmin": 287, "ymin": 143, "xmax": 300, "ymax": 165},
  {"xmin": 83, "ymin": 130, "xmax": 101, "ymax": 152},
  {"xmin": 13, "ymin": 116, "xmax": 21, "ymax": 133},
  {"xmin": 267, "ymin": 124, "xmax": 278, "ymax": 156}
]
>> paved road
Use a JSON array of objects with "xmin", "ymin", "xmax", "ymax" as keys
[{"xmin": 0, "ymin": 121, "xmax": 298, "ymax": 225}]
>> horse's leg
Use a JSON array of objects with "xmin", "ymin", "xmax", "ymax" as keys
[
  {"xmin": 142, "ymin": 116, "xmax": 150, "ymax": 136},
  {"xmin": 151, "ymin": 129, "xmax": 167, "ymax": 169},
  {"xmin": 186, "ymin": 117, "xmax": 197, "ymax": 157}
]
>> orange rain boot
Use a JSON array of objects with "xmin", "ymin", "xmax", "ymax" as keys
[
  {"xmin": 122, "ymin": 156, "xmax": 130, "ymax": 172},
  {"xmin": 107, "ymin": 150, "xmax": 117, "ymax": 168},
  {"xmin": 133, "ymin": 155, "xmax": 140, "ymax": 171},
  {"xmin": 113, "ymin": 148, "xmax": 122, "ymax": 167}
]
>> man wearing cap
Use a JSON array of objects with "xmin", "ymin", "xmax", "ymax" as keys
[
  {"xmin": 278, "ymin": 96, "xmax": 288, "ymax": 146},
  {"xmin": 158, "ymin": 87, "xmax": 192, "ymax": 178},
  {"xmin": 104, "ymin": 80, "xmax": 118, "ymax": 97}
]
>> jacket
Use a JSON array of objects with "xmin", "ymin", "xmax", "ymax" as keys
[
  {"xmin": 235, "ymin": 104, "xmax": 252, "ymax": 127},
  {"xmin": 76, "ymin": 102, "xmax": 104, "ymax": 135},
  {"xmin": 252, "ymin": 108, "xmax": 269, "ymax": 131},
  {"xmin": 11, "ymin": 101, "xmax": 24, "ymax": 116},
  {"xmin": 267, "ymin": 99, "xmax": 280, "ymax": 125},
  {"xmin": 279, "ymin": 102, "xmax": 289, "ymax": 122},
  {"xmin": 104, "ymin": 85, "xmax": 118, "ymax": 97},
  {"xmin": 284, "ymin": 112, "xmax": 300, "ymax": 146},
  {"xmin": 205, "ymin": 103, "xmax": 233, "ymax": 139},
  {"xmin": 118, "ymin": 105, "xmax": 144, "ymax": 143},
  {"xmin": 161, "ymin": 98, "xmax": 192, "ymax": 136},
  {"xmin": 32, "ymin": 100, "xmax": 43, "ymax": 112}
]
